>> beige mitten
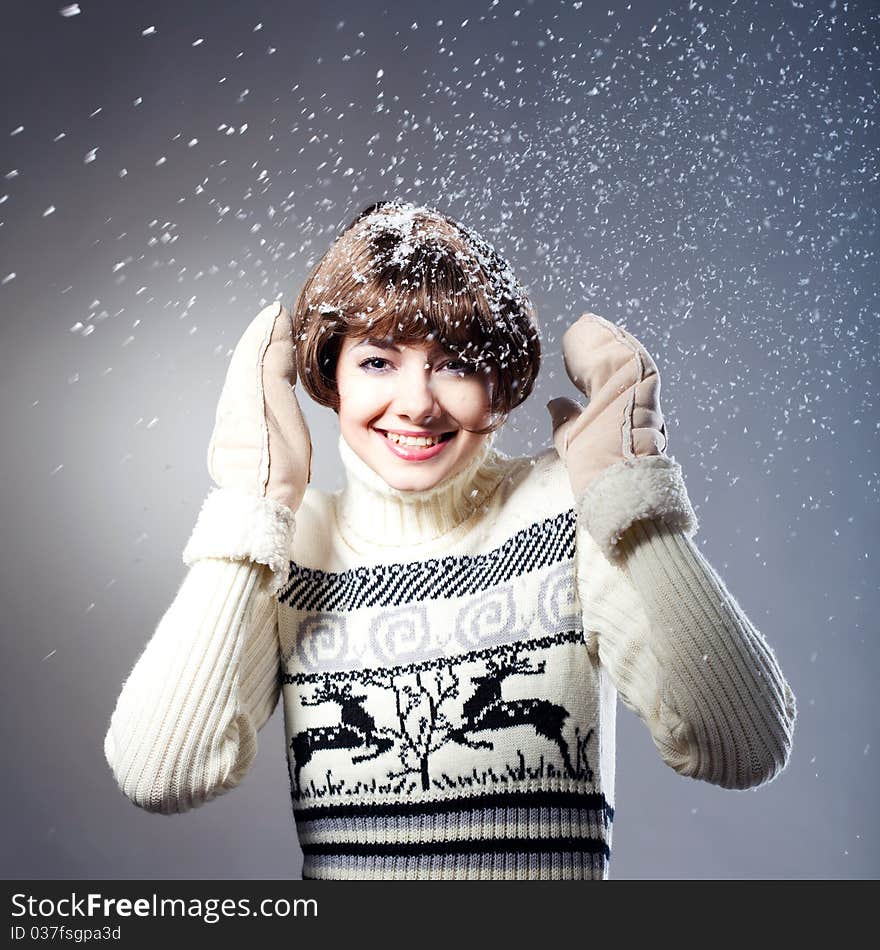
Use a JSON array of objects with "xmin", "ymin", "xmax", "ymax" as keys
[
  {"xmin": 182, "ymin": 301, "xmax": 312, "ymax": 594},
  {"xmin": 547, "ymin": 312, "xmax": 697, "ymax": 560}
]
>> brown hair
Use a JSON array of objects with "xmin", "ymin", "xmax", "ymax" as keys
[{"xmin": 291, "ymin": 200, "xmax": 541, "ymax": 433}]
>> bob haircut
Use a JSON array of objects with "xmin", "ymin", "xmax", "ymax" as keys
[{"xmin": 292, "ymin": 200, "xmax": 541, "ymax": 434}]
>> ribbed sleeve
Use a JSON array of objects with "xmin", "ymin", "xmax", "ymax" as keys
[
  {"xmin": 104, "ymin": 558, "xmax": 282, "ymax": 815},
  {"xmin": 577, "ymin": 518, "xmax": 796, "ymax": 790}
]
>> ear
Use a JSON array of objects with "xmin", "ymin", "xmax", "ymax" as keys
[{"xmin": 546, "ymin": 397, "xmax": 584, "ymax": 460}]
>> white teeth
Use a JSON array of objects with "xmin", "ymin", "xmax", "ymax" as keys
[{"xmin": 384, "ymin": 431, "xmax": 439, "ymax": 447}]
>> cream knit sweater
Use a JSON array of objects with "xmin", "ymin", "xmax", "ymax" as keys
[{"xmin": 104, "ymin": 432, "xmax": 796, "ymax": 880}]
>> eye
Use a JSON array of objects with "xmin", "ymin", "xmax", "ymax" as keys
[
  {"xmin": 359, "ymin": 356, "xmax": 392, "ymax": 372},
  {"xmin": 442, "ymin": 359, "xmax": 477, "ymax": 376}
]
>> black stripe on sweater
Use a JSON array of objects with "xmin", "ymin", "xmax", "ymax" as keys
[
  {"xmin": 278, "ymin": 509, "xmax": 576, "ymax": 611},
  {"xmin": 300, "ymin": 837, "xmax": 610, "ymax": 859},
  {"xmin": 294, "ymin": 789, "xmax": 614, "ymax": 824}
]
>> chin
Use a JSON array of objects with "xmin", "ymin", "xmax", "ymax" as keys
[{"xmin": 371, "ymin": 460, "xmax": 448, "ymax": 492}]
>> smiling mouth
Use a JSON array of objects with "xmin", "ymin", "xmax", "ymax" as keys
[{"xmin": 375, "ymin": 429, "xmax": 457, "ymax": 447}]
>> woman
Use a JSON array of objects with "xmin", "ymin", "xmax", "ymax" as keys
[{"xmin": 105, "ymin": 200, "xmax": 796, "ymax": 880}]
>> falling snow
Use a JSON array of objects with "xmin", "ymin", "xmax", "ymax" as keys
[
  {"xmin": 0, "ymin": 7, "xmax": 876, "ymax": 835},
  {"xmin": 0, "ymin": 0, "xmax": 873, "ymax": 494}
]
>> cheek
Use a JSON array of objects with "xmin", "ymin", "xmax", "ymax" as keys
[
  {"xmin": 438, "ymin": 379, "xmax": 493, "ymax": 423},
  {"xmin": 337, "ymin": 372, "xmax": 390, "ymax": 426},
  {"xmin": 334, "ymin": 370, "xmax": 359, "ymax": 426}
]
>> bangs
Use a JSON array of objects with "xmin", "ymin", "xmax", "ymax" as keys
[
  {"xmin": 311, "ymin": 202, "xmax": 529, "ymax": 369},
  {"xmin": 330, "ymin": 274, "xmax": 500, "ymax": 367}
]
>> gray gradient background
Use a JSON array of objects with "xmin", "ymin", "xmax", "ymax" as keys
[{"xmin": 1, "ymin": 0, "xmax": 877, "ymax": 880}]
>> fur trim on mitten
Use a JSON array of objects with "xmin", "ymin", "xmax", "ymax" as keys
[
  {"xmin": 576, "ymin": 455, "xmax": 698, "ymax": 561},
  {"xmin": 182, "ymin": 487, "xmax": 296, "ymax": 595}
]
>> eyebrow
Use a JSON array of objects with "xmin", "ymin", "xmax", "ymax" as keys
[
  {"xmin": 355, "ymin": 337, "xmax": 402, "ymax": 351},
  {"xmin": 352, "ymin": 337, "xmax": 473, "ymax": 363}
]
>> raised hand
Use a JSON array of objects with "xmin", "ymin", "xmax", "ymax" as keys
[
  {"xmin": 207, "ymin": 301, "xmax": 312, "ymax": 512},
  {"xmin": 183, "ymin": 301, "xmax": 312, "ymax": 593},
  {"xmin": 546, "ymin": 312, "xmax": 696, "ymax": 560},
  {"xmin": 547, "ymin": 312, "xmax": 668, "ymax": 500}
]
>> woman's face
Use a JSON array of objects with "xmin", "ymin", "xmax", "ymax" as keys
[{"xmin": 335, "ymin": 334, "xmax": 496, "ymax": 492}]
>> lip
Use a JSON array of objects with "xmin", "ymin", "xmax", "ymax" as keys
[{"xmin": 373, "ymin": 427, "xmax": 456, "ymax": 461}]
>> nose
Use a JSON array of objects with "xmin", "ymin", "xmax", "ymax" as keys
[{"xmin": 393, "ymin": 363, "xmax": 441, "ymax": 425}]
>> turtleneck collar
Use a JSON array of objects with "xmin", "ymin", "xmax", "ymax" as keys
[{"xmin": 334, "ymin": 430, "xmax": 509, "ymax": 549}]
